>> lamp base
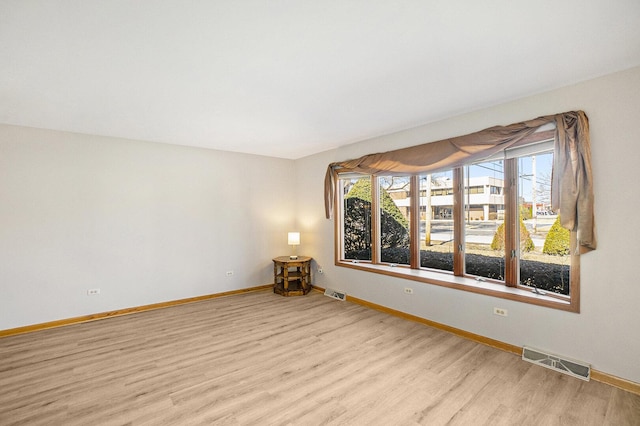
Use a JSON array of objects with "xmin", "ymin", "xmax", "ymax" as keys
[{"xmin": 289, "ymin": 255, "xmax": 298, "ymax": 260}]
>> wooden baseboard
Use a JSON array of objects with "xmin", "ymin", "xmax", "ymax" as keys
[
  {"xmin": 590, "ymin": 370, "xmax": 640, "ymax": 395},
  {"xmin": 0, "ymin": 284, "xmax": 273, "ymax": 338},
  {"xmin": 343, "ymin": 292, "xmax": 521, "ymax": 355},
  {"xmin": 312, "ymin": 286, "xmax": 640, "ymax": 395}
]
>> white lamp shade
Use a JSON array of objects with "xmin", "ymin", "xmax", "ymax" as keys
[{"xmin": 287, "ymin": 232, "xmax": 300, "ymax": 245}]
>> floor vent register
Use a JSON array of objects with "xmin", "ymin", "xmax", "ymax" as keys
[
  {"xmin": 324, "ymin": 288, "xmax": 347, "ymax": 301},
  {"xmin": 522, "ymin": 346, "xmax": 591, "ymax": 381}
]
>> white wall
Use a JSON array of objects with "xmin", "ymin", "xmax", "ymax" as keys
[
  {"xmin": 0, "ymin": 125, "xmax": 295, "ymax": 329},
  {"xmin": 296, "ymin": 66, "xmax": 640, "ymax": 384}
]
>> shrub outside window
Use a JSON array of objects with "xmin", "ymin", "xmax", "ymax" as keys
[{"xmin": 340, "ymin": 175, "xmax": 372, "ymax": 261}]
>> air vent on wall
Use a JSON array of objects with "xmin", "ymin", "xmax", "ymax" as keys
[
  {"xmin": 324, "ymin": 288, "xmax": 346, "ymax": 301},
  {"xmin": 522, "ymin": 346, "xmax": 591, "ymax": 381}
]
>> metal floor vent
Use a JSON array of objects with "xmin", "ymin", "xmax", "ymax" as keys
[
  {"xmin": 522, "ymin": 346, "xmax": 591, "ymax": 381},
  {"xmin": 324, "ymin": 288, "xmax": 346, "ymax": 301}
]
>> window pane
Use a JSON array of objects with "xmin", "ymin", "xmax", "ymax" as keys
[
  {"xmin": 518, "ymin": 151, "xmax": 570, "ymax": 295},
  {"xmin": 464, "ymin": 161, "xmax": 505, "ymax": 281},
  {"xmin": 379, "ymin": 176, "xmax": 410, "ymax": 264},
  {"xmin": 419, "ymin": 171, "xmax": 454, "ymax": 272},
  {"xmin": 341, "ymin": 175, "xmax": 372, "ymax": 261}
]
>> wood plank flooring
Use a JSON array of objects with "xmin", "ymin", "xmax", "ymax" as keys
[{"xmin": 1, "ymin": 290, "xmax": 638, "ymax": 425}]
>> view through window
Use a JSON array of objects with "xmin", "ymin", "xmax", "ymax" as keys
[
  {"xmin": 379, "ymin": 176, "xmax": 411, "ymax": 265},
  {"xmin": 464, "ymin": 160, "xmax": 505, "ymax": 282},
  {"xmin": 419, "ymin": 170, "xmax": 454, "ymax": 272},
  {"xmin": 341, "ymin": 175, "xmax": 372, "ymax": 261},
  {"xmin": 517, "ymin": 150, "xmax": 570, "ymax": 295},
  {"xmin": 337, "ymin": 141, "xmax": 575, "ymax": 304}
]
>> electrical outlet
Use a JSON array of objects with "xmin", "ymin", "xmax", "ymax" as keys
[
  {"xmin": 404, "ymin": 287, "xmax": 413, "ymax": 295},
  {"xmin": 493, "ymin": 307, "xmax": 508, "ymax": 317},
  {"xmin": 87, "ymin": 288, "xmax": 100, "ymax": 296},
  {"xmin": 226, "ymin": 270, "xmax": 234, "ymax": 277}
]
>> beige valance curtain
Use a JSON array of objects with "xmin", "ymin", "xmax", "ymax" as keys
[{"xmin": 324, "ymin": 110, "xmax": 596, "ymax": 251}]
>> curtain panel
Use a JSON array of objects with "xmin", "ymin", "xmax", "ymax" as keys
[{"xmin": 324, "ymin": 111, "xmax": 596, "ymax": 251}]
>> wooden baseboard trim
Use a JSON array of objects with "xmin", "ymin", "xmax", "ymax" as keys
[
  {"xmin": 0, "ymin": 284, "xmax": 273, "ymax": 338},
  {"xmin": 590, "ymin": 370, "xmax": 640, "ymax": 395},
  {"xmin": 345, "ymin": 293, "xmax": 522, "ymax": 355},
  {"xmin": 312, "ymin": 287, "xmax": 640, "ymax": 395}
]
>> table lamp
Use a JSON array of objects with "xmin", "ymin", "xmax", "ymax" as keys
[{"xmin": 288, "ymin": 232, "xmax": 300, "ymax": 259}]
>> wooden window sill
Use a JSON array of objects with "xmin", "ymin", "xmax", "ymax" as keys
[{"xmin": 336, "ymin": 260, "xmax": 577, "ymax": 312}]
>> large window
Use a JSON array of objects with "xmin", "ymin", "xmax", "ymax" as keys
[
  {"xmin": 420, "ymin": 170, "xmax": 454, "ymax": 273},
  {"xmin": 340, "ymin": 175, "xmax": 372, "ymax": 261},
  {"xmin": 464, "ymin": 160, "xmax": 505, "ymax": 282},
  {"xmin": 336, "ymin": 139, "xmax": 579, "ymax": 311},
  {"xmin": 516, "ymin": 149, "xmax": 571, "ymax": 296},
  {"xmin": 379, "ymin": 176, "xmax": 411, "ymax": 265}
]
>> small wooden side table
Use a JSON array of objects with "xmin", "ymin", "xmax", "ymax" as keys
[{"xmin": 272, "ymin": 256, "xmax": 312, "ymax": 296}]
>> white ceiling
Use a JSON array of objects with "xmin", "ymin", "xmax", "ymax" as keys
[{"xmin": 2, "ymin": 1, "xmax": 640, "ymax": 159}]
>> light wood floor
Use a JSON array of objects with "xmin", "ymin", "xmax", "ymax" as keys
[{"xmin": 1, "ymin": 290, "xmax": 638, "ymax": 425}]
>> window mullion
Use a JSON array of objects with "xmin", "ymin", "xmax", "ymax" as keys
[
  {"xmin": 453, "ymin": 167, "xmax": 464, "ymax": 276},
  {"xmin": 371, "ymin": 176, "xmax": 381, "ymax": 264},
  {"xmin": 409, "ymin": 175, "xmax": 420, "ymax": 268},
  {"xmin": 504, "ymin": 159, "xmax": 519, "ymax": 287},
  {"xmin": 335, "ymin": 169, "xmax": 343, "ymax": 261}
]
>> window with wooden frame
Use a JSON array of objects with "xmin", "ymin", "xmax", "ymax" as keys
[{"xmin": 335, "ymin": 136, "xmax": 580, "ymax": 312}]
